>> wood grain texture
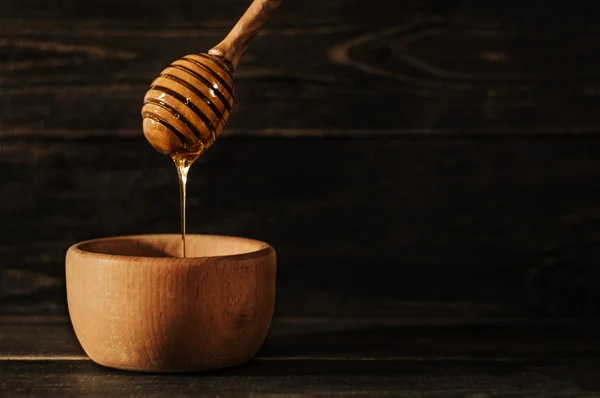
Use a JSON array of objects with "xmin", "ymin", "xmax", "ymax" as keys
[
  {"xmin": 3, "ymin": 316, "xmax": 600, "ymax": 360},
  {"xmin": 3, "ymin": 316, "xmax": 600, "ymax": 396},
  {"xmin": 4, "ymin": 359, "xmax": 600, "ymax": 397},
  {"xmin": 2, "ymin": 0, "xmax": 600, "ymax": 394},
  {"xmin": 2, "ymin": 0, "xmax": 600, "ymax": 319},
  {"xmin": 2, "ymin": 0, "xmax": 600, "ymax": 136},
  {"xmin": 1, "ymin": 136, "xmax": 600, "ymax": 318},
  {"xmin": 208, "ymin": 0, "xmax": 281, "ymax": 70},
  {"xmin": 65, "ymin": 234, "xmax": 276, "ymax": 372},
  {"xmin": 0, "ymin": 316, "xmax": 83, "ymax": 357}
]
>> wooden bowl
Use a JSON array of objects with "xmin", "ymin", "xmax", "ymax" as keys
[{"xmin": 65, "ymin": 234, "xmax": 276, "ymax": 373}]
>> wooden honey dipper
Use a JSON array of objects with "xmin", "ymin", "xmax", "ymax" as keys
[{"xmin": 142, "ymin": 0, "xmax": 281, "ymax": 157}]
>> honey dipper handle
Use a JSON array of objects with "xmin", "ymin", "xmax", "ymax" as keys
[{"xmin": 208, "ymin": 0, "xmax": 281, "ymax": 72}]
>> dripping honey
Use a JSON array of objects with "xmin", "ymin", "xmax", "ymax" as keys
[{"xmin": 172, "ymin": 152, "xmax": 201, "ymax": 257}]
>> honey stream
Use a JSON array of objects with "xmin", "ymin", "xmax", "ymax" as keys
[{"xmin": 172, "ymin": 152, "xmax": 201, "ymax": 257}]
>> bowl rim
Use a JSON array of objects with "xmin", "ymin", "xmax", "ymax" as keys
[{"xmin": 67, "ymin": 233, "xmax": 275, "ymax": 263}]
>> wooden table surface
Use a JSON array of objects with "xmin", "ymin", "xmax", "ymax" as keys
[
  {"xmin": 2, "ymin": 314, "xmax": 600, "ymax": 397},
  {"xmin": 3, "ymin": 0, "xmax": 600, "ymax": 395}
]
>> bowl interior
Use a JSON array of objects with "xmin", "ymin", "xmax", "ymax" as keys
[{"xmin": 75, "ymin": 234, "xmax": 270, "ymax": 258}]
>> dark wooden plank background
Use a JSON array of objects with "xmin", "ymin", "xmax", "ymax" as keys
[
  {"xmin": 4, "ymin": 0, "xmax": 600, "ymax": 395},
  {"xmin": 3, "ymin": 0, "xmax": 600, "ymax": 136},
  {"xmin": 3, "ymin": 0, "xmax": 600, "ymax": 319}
]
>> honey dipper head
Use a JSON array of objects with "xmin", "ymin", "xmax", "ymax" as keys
[{"xmin": 141, "ymin": 53, "xmax": 235, "ymax": 156}]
